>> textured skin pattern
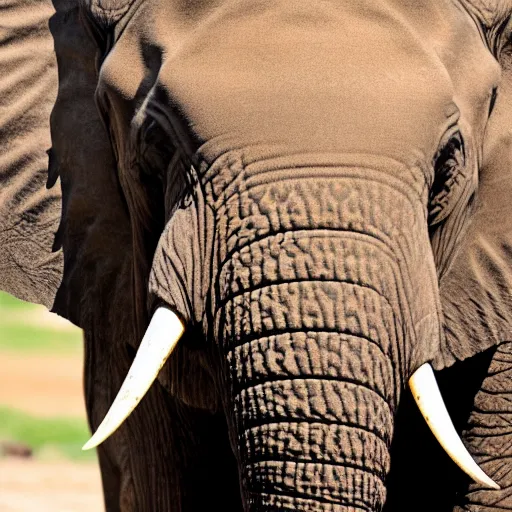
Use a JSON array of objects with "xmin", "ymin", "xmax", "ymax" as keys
[
  {"xmin": 85, "ymin": 0, "xmax": 138, "ymax": 26},
  {"xmin": 210, "ymin": 161, "xmax": 409, "ymax": 511},
  {"xmin": 4, "ymin": 0, "xmax": 512, "ymax": 511},
  {"xmin": 117, "ymin": 0, "xmax": 512, "ymax": 508},
  {"xmin": 0, "ymin": 0, "xmax": 63, "ymax": 308},
  {"xmin": 454, "ymin": 343, "xmax": 512, "ymax": 511},
  {"xmin": 149, "ymin": 148, "xmax": 443, "ymax": 509},
  {"xmin": 439, "ymin": 45, "xmax": 512, "ymax": 369}
]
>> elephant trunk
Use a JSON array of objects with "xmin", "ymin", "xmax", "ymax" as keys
[
  {"xmin": 218, "ymin": 237, "xmax": 402, "ymax": 510},
  {"xmin": 211, "ymin": 158, "xmax": 441, "ymax": 511}
]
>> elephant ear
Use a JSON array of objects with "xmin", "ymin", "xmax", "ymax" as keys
[
  {"xmin": 436, "ymin": 33, "xmax": 512, "ymax": 369},
  {"xmin": 0, "ymin": 0, "xmax": 63, "ymax": 308},
  {"xmin": 47, "ymin": 2, "xmax": 134, "ymax": 328},
  {"xmin": 1, "ymin": 0, "xmax": 133, "ymax": 328}
]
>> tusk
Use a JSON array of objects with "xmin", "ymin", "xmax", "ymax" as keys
[
  {"xmin": 409, "ymin": 363, "xmax": 500, "ymax": 490},
  {"xmin": 82, "ymin": 307, "xmax": 184, "ymax": 450}
]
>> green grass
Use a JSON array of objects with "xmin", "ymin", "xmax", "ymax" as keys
[
  {"xmin": 0, "ymin": 292, "xmax": 89, "ymax": 463},
  {"xmin": 0, "ymin": 291, "xmax": 36, "ymax": 310},
  {"xmin": 0, "ymin": 291, "xmax": 82, "ymax": 353},
  {"xmin": 0, "ymin": 407, "xmax": 96, "ymax": 462},
  {"xmin": 0, "ymin": 323, "xmax": 82, "ymax": 353}
]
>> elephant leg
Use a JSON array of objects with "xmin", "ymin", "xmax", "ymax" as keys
[
  {"xmin": 94, "ymin": 439, "xmax": 122, "ymax": 512},
  {"xmin": 84, "ymin": 329, "xmax": 177, "ymax": 511},
  {"xmin": 453, "ymin": 342, "xmax": 512, "ymax": 512},
  {"xmin": 384, "ymin": 348, "xmax": 501, "ymax": 512},
  {"xmin": 171, "ymin": 403, "xmax": 244, "ymax": 512},
  {"xmin": 83, "ymin": 331, "xmax": 134, "ymax": 511}
]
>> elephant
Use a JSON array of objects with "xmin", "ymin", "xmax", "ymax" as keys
[{"xmin": 2, "ymin": 0, "xmax": 512, "ymax": 510}]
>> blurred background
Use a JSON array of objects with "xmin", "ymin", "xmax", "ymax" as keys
[{"xmin": 0, "ymin": 291, "xmax": 103, "ymax": 511}]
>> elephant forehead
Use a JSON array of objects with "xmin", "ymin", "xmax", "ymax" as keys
[{"xmin": 147, "ymin": 0, "xmax": 455, "ymax": 160}]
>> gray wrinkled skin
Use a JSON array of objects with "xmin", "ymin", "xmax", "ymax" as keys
[{"xmin": 2, "ymin": 0, "xmax": 512, "ymax": 510}]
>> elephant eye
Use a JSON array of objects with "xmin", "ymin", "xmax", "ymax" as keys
[
  {"xmin": 428, "ymin": 130, "xmax": 466, "ymax": 226},
  {"xmin": 489, "ymin": 87, "xmax": 498, "ymax": 116}
]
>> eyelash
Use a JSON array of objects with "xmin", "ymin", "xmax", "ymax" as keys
[
  {"xmin": 489, "ymin": 87, "xmax": 499, "ymax": 116},
  {"xmin": 428, "ymin": 131, "xmax": 466, "ymax": 226}
]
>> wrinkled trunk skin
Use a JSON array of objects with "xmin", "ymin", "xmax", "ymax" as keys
[
  {"xmin": 220, "ymin": 284, "xmax": 397, "ymax": 511},
  {"xmin": 203, "ymin": 155, "xmax": 435, "ymax": 511}
]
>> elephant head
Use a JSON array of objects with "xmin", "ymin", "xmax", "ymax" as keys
[{"xmin": 3, "ymin": 0, "xmax": 512, "ymax": 510}]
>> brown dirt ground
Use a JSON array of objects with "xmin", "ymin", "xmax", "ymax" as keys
[
  {"xmin": 0, "ymin": 307, "xmax": 79, "ymax": 332},
  {"xmin": 1, "ymin": 309, "xmax": 104, "ymax": 511},
  {"xmin": 0, "ymin": 459, "xmax": 104, "ymax": 511},
  {"xmin": 0, "ymin": 351, "xmax": 87, "ymax": 418}
]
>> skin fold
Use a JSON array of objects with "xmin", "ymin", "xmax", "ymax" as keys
[{"xmin": 2, "ymin": 0, "xmax": 512, "ymax": 510}]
